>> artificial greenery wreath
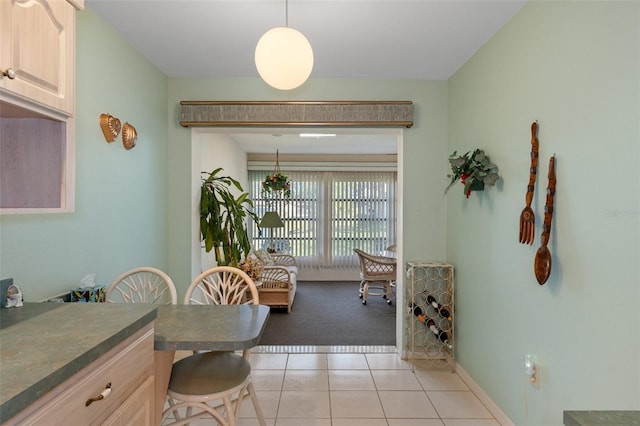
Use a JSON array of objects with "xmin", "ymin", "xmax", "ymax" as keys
[{"xmin": 445, "ymin": 148, "xmax": 500, "ymax": 198}]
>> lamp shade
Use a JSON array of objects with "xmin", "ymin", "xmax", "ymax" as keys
[
  {"xmin": 255, "ymin": 26, "xmax": 314, "ymax": 90},
  {"xmin": 259, "ymin": 211, "xmax": 284, "ymax": 228}
]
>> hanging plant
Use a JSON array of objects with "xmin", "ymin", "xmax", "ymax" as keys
[
  {"xmin": 445, "ymin": 148, "xmax": 500, "ymax": 198},
  {"xmin": 262, "ymin": 150, "xmax": 292, "ymax": 198}
]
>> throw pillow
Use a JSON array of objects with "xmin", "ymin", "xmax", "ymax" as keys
[{"xmin": 255, "ymin": 249, "xmax": 275, "ymax": 266}]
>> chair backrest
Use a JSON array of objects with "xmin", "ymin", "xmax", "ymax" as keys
[
  {"xmin": 354, "ymin": 248, "xmax": 397, "ymax": 281},
  {"xmin": 106, "ymin": 266, "xmax": 178, "ymax": 304},
  {"xmin": 184, "ymin": 266, "xmax": 260, "ymax": 306}
]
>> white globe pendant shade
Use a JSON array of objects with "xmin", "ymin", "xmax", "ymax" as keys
[{"xmin": 255, "ymin": 27, "xmax": 314, "ymax": 90}]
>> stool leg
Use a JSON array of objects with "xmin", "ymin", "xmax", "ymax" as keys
[{"xmin": 247, "ymin": 381, "xmax": 266, "ymax": 426}]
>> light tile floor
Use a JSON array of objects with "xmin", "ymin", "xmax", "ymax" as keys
[{"xmin": 165, "ymin": 346, "xmax": 502, "ymax": 426}]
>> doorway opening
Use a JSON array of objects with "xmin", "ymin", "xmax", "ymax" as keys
[{"xmin": 191, "ymin": 127, "xmax": 404, "ymax": 349}]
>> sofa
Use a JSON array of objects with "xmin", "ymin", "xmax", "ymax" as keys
[{"xmin": 254, "ymin": 250, "xmax": 297, "ymax": 313}]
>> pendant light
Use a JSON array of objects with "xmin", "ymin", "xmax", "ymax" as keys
[{"xmin": 255, "ymin": 0, "xmax": 313, "ymax": 90}]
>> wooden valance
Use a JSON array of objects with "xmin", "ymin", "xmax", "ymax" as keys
[{"xmin": 178, "ymin": 101, "xmax": 413, "ymax": 128}]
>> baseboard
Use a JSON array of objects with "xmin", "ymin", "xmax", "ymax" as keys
[
  {"xmin": 456, "ymin": 362, "xmax": 514, "ymax": 426},
  {"xmin": 40, "ymin": 291, "xmax": 71, "ymax": 303}
]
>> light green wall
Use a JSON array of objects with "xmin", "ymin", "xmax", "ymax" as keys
[
  {"xmin": 0, "ymin": 8, "xmax": 169, "ymax": 301},
  {"xmin": 166, "ymin": 79, "xmax": 449, "ymax": 299},
  {"xmin": 447, "ymin": 1, "xmax": 639, "ymax": 424}
]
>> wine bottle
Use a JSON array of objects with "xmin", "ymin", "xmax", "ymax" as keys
[
  {"xmin": 408, "ymin": 303, "xmax": 425, "ymax": 323},
  {"xmin": 426, "ymin": 294, "xmax": 453, "ymax": 321},
  {"xmin": 424, "ymin": 318, "xmax": 439, "ymax": 336},
  {"xmin": 438, "ymin": 330, "xmax": 453, "ymax": 349},
  {"xmin": 426, "ymin": 294, "xmax": 439, "ymax": 309},
  {"xmin": 439, "ymin": 307, "xmax": 453, "ymax": 322}
]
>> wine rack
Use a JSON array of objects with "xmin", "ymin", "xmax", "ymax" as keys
[{"xmin": 405, "ymin": 261, "xmax": 455, "ymax": 371}]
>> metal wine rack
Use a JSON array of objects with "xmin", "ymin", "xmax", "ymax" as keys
[{"xmin": 405, "ymin": 261, "xmax": 455, "ymax": 371}]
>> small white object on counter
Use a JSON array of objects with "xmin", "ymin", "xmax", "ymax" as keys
[{"xmin": 5, "ymin": 285, "xmax": 23, "ymax": 308}]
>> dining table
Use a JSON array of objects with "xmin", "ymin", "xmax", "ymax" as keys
[{"xmin": 152, "ymin": 304, "xmax": 270, "ymax": 425}]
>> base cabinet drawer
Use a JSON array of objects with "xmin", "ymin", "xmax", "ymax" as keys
[
  {"xmin": 102, "ymin": 376, "xmax": 155, "ymax": 426},
  {"xmin": 6, "ymin": 325, "xmax": 155, "ymax": 425}
]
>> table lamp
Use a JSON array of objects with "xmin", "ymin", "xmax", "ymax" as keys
[{"xmin": 260, "ymin": 211, "xmax": 284, "ymax": 252}]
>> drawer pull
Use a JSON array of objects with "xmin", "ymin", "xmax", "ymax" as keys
[
  {"xmin": 2, "ymin": 68, "xmax": 16, "ymax": 79},
  {"xmin": 85, "ymin": 382, "xmax": 112, "ymax": 406}
]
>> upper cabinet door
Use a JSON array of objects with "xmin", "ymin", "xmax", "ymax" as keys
[{"xmin": 0, "ymin": 0, "xmax": 76, "ymax": 116}]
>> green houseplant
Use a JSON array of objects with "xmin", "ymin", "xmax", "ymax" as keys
[
  {"xmin": 262, "ymin": 172, "xmax": 291, "ymax": 198},
  {"xmin": 261, "ymin": 150, "xmax": 292, "ymax": 198},
  {"xmin": 200, "ymin": 168, "xmax": 260, "ymax": 266},
  {"xmin": 445, "ymin": 149, "xmax": 500, "ymax": 198}
]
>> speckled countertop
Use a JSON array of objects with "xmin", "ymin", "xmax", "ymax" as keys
[
  {"xmin": 0, "ymin": 303, "xmax": 157, "ymax": 422},
  {"xmin": 564, "ymin": 411, "xmax": 640, "ymax": 425},
  {"xmin": 153, "ymin": 304, "xmax": 270, "ymax": 351}
]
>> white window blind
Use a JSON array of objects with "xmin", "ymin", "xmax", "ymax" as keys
[{"xmin": 249, "ymin": 170, "xmax": 396, "ymax": 270}]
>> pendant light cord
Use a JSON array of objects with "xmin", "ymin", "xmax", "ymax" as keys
[{"xmin": 285, "ymin": 0, "xmax": 289, "ymax": 27}]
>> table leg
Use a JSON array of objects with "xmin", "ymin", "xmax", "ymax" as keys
[{"xmin": 154, "ymin": 350, "xmax": 175, "ymax": 425}]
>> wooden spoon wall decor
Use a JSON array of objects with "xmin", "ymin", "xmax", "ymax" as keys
[{"xmin": 534, "ymin": 155, "xmax": 556, "ymax": 285}]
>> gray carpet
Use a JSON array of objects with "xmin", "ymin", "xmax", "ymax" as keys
[{"xmin": 259, "ymin": 281, "xmax": 396, "ymax": 346}]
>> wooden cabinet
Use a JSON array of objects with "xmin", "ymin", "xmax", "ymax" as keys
[
  {"xmin": 0, "ymin": 0, "xmax": 83, "ymax": 214},
  {"xmin": 102, "ymin": 376, "xmax": 155, "ymax": 426},
  {"xmin": 4, "ymin": 325, "xmax": 155, "ymax": 426},
  {"xmin": 0, "ymin": 0, "xmax": 82, "ymax": 115}
]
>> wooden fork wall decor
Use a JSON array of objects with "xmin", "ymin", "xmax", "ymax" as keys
[{"xmin": 519, "ymin": 122, "xmax": 539, "ymax": 245}]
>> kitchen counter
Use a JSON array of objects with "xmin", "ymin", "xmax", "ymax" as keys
[
  {"xmin": 0, "ymin": 302, "xmax": 157, "ymax": 422},
  {"xmin": 564, "ymin": 410, "xmax": 640, "ymax": 425}
]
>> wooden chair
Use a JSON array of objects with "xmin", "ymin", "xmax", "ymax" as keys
[
  {"xmin": 161, "ymin": 266, "xmax": 266, "ymax": 426},
  {"xmin": 106, "ymin": 266, "xmax": 177, "ymax": 305},
  {"xmin": 354, "ymin": 248, "xmax": 397, "ymax": 305}
]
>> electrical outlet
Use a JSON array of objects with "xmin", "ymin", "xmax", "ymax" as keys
[{"xmin": 525, "ymin": 354, "xmax": 540, "ymax": 389}]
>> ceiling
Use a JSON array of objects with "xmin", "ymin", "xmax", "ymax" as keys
[
  {"xmin": 85, "ymin": 0, "xmax": 526, "ymax": 153},
  {"xmin": 214, "ymin": 129, "xmax": 401, "ymax": 154}
]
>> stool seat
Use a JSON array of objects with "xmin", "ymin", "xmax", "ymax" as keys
[{"xmin": 168, "ymin": 352, "xmax": 250, "ymax": 397}]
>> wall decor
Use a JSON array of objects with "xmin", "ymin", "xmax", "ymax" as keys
[
  {"xmin": 99, "ymin": 113, "xmax": 121, "ymax": 142},
  {"xmin": 519, "ymin": 121, "xmax": 539, "ymax": 245},
  {"xmin": 445, "ymin": 148, "xmax": 500, "ymax": 198},
  {"xmin": 121, "ymin": 122, "xmax": 137, "ymax": 150},
  {"xmin": 534, "ymin": 155, "xmax": 556, "ymax": 285}
]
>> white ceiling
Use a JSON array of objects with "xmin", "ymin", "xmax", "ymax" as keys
[
  {"xmin": 216, "ymin": 129, "xmax": 401, "ymax": 154},
  {"xmin": 85, "ymin": 0, "xmax": 526, "ymax": 153}
]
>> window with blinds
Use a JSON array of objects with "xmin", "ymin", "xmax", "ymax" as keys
[{"xmin": 249, "ymin": 170, "xmax": 396, "ymax": 270}]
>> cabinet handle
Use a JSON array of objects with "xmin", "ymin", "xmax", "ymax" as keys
[
  {"xmin": 85, "ymin": 382, "xmax": 112, "ymax": 406},
  {"xmin": 2, "ymin": 68, "xmax": 16, "ymax": 79}
]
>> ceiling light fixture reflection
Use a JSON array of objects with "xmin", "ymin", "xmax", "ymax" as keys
[{"xmin": 255, "ymin": 0, "xmax": 313, "ymax": 90}]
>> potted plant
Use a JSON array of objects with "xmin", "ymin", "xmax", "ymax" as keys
[
  {"xmin": 200, "ymin": 168, "xmax": 260, "ymax": 266},
  {"xmin": 445, "ymin": 148, "xmax": 500, "ymax": 198},
  {"xmin": 261, "ymin": 150, "xmax": 291, "ymax": 198},
  {"xmin": 262, "ymin": 171, "xmax": 291, "ymax": 198}
]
